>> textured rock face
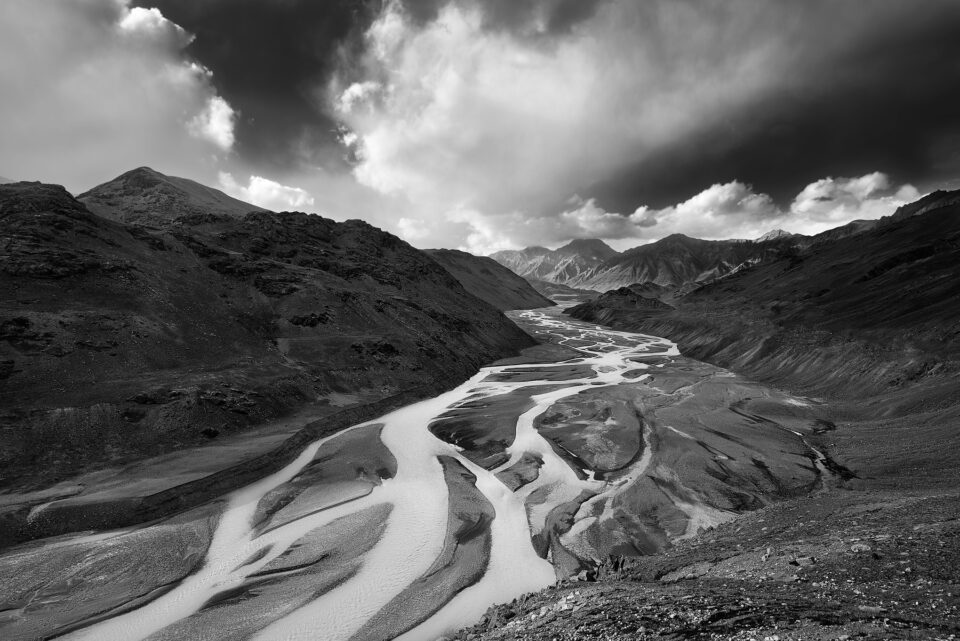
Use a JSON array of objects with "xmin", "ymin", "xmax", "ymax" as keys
[
  {"xmin": 0, "ymin": 175, "xmax": 535, "ymax": 489},
  {"xmin": 491, "ymin": 239, "xmax": 620, "ymax": 289},
  {"xmin": 568, "ymin": 192, "xmax": 960, "ymax": 402},
  {"xmin": 425, "ymin": 249, "xmax": 554, "ymax": 311},
  {"xmin": 493, "ymin": 235, "xmax": 798, "ymax": 292}
]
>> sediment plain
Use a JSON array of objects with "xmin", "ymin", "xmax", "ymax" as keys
[{"xmin": 0, "ymin": 305, "xmax": 849, "ymax": 640}]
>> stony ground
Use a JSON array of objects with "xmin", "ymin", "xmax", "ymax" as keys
[{"xmin": 452, "ymin": 489, "xmax": 960, "ymax": 640}]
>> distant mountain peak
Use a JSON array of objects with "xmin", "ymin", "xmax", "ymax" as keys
[
  {"xmin": 78, "ymin": 166, "xmax": 267, "ymax": 225},
  {"xmin": 555, "ymin": 238, "xmax": 620, "ymax": 260},
  {"xmin": 755, "ymin": 229, "xmax": 794, "ymax": 242}
]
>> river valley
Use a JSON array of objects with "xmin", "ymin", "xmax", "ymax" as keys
[{"xmin": 0, "ymin": 305, "xmax": 838, "ymax": 641}]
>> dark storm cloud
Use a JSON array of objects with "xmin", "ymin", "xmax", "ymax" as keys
[
  {"xmin": 134, "ymin": 0, "xmax": 381, "ymax": 173},
  {"xmin": 25, "ymin": 0, "xmax": 956, "ymax": 252},
  {"xmin": 133, "ymin": 0, "xmax": 604, "ymax": 175},
  {"xmin": 328, "ymin": 0, "xmax": 960, "ymax": 252},
  {"xmin": 590, "ymin": 1, "xmax": 960, "ymax": 211},
  {"xmin": 402, "ymin": 0, "xmax": 607, "ymax": 35}
]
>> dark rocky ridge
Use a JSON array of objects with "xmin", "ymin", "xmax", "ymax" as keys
[
  {"xmin": 0, "ymin": 175, "xmax": 535, "ymax": 496},
  {"xmin": 78, "ymin": 166, "xmax": 268, "ymax": 225},
  {"xmin": 424, "ymin": 248, "xmax": 553, "ymax": 311}
]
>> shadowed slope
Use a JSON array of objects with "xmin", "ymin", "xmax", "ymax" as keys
[
  {"xmin": 568, "ymin": 191, "xmax": 960, "ymax": 399},
  {"xmin": 0, "ymin": 175, "xmax": 534, "ymax": 497},
  {"xmin": 426, "ymin": 248, "xmax": 553, "ymax": 311}
]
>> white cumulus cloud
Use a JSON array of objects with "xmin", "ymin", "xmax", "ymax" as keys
[
  {"xmin": 321, "ymin": 0, "xmax": 931, "ymax": 254},
  {"xmin": 439, "ymin": 172, "xmax": 921, "ymax": 254},
  {"xmin": 219, "ymin": 172, "xmax": 315, "ymax": 211},
  {"xmin": 189, "ymin": 96, "xmax": 236, "ymax": 151},
  {"xmin": 0, "ymin": 0, "xmax": 237, "ymax": 192},
  {"xmin": 791, "ymin": 172, "xmax": 920, "ymax": 225},
  {"xmin": 117, "ymin": 6, "xmax": 192, "ymax": 48}
]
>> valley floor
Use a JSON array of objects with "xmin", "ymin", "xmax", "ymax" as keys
[
  {"xmin": 451, "ymin": 311, "xmax": 960, "ymax": 641},
  {"xmin": 2, "ymin": 306, "xmax": 956, "ymax": 640}
]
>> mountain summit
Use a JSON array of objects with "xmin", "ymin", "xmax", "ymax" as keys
[
  {"xmin": 491, "ymin": 239, "xmax": 622, "ymax": 288},
  {"xmin": 493, "ymin": 233, "xmax": 797, "ymax": 291},
  {"xmin": 78, "ymin": 166, "xmax": 267, "ymax": 225},
  {"xmin": 554, "ymin": 238, "xmax": 619, "ymax": 260},
  {"xmin": 755, "ymin": 229, "xmax": 795, "ymax": 242}
]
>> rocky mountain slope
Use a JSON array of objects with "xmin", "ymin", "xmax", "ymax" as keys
[
  {"xmin": 455, "ymin": 489, "xmax": 960, "ymax": 640},
  {"xmin": 755, "ymin": 228, "xmax": 795, "ymax": 241},
  {"xmin": 585, "ymin": 234, "xmax": 794, "ymax": 290},
  {"xmin": 0, "ymin": 174, "xmax": 535, "ymax": 497},
  {"xmin": 424, "ymin": 249, "xmax": 553, "ymax": 311},
  {"xmin": 525, "ymin": 279, "xmax": 600, "ymax": 303},
  {"xmin": 78, "ymin": 166, "xmax": 268, "ymax": 225},
  {"xmin": 498, "ymin": 190, "xmax": 960, "ymax": 297},
  {"xmin": 493, "ymin": 235, "xmax": 798, "ymax": 292},
  {"xmin": 491, "ymin": 239, "xmax": 620, "ymax": 289},
  {"xmin": 567, "ymin": 191, "xmax": 960, "ymax": 400}
]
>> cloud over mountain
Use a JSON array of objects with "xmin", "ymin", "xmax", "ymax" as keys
[
  {"xmin": 218, "ymin": 172, "xmax": 315, "ymax": 211},
  {"xmin": 443, "ymin": 172, "xmax": 921, "ymax": 254},
  {"xmin": 1, "ymin": 0, "xmax": 957, "ymax": 253},
  {"xmin": 325, "ymin": 0, "xmax": 952, "ymax": 251}
]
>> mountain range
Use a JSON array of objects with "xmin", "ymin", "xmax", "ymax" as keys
[
  {"xmin": 492, "ymin": 234, "xmax": 799, "ymax": 292},
  {"xmin": 568, "ymin": 188, "xmax": 960, "ymax": 400},
  {"xmin": 493, "ymin": 191, "xmax": 958, "ymax": 293},
  {"xmin": 2, "ymin": 167, "xmax": 959, "ymax": 640}
]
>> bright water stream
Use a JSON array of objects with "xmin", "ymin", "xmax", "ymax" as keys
[{"xmin": 60, "ymin": 308, "xmax": 696, "ymax": 640}]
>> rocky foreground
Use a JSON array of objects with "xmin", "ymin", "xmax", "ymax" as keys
[{"xmin": 453, "ymin": 491, "xmax": 959, "ymax": 640}]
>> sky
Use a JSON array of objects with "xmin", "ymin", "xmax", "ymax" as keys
[{"xmin": 2, "ymin": 0, "xmax": 959, "ymax": 253}]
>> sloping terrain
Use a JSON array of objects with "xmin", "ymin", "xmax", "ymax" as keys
[
  {"xmin": 493, "ymin": 235, "xmax": 797, "ymax": 292},
  {"xmin": 0, "ymin": 176, "xmax": 534, "ymax": 497},
  {"xmin": 454, "ymin": 489, "xmax": 960, "ymax": 640},
  {"xmin": 454, "ymin": 193, "xmax": 960, "ymax": 641},
  {"xmin": 424, "ymin": 249, "xmax": 553, "ymax": 311},
  {"xmin": 525, "ymin": 279, "xmax": 600, "ymax": 303},
  {"xmin": 568, "ymin": 194, "xmax": 960, "ymax": 400},
  {"xmin": 584, "ymin": 234, "xmax": 792, "ymax": 290},
  {"xmin": 491, "ymin": 239, "xmax": 620, "ymax": 288},
  {"xmin": 78, "ymin": 166, "xmax": 268, "ymax": 225}
]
